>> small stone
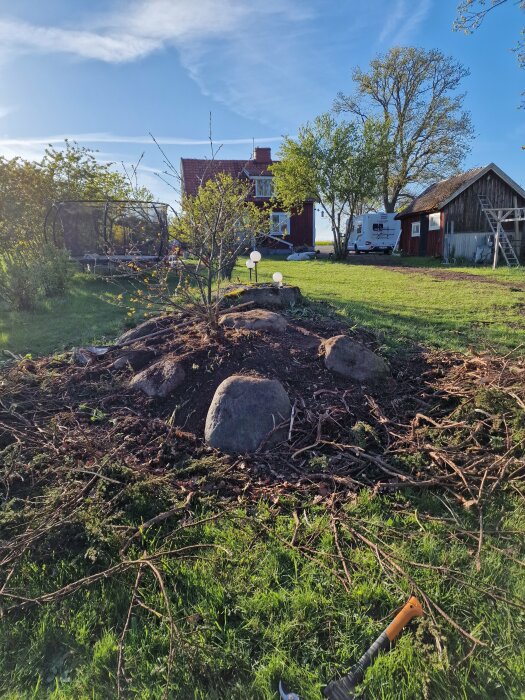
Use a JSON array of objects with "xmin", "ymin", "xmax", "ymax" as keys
[
  {"xmin": 111, "ymin": 348, "xmax": 157, "ymax": 371},
  {"xmin": 129, "ymin": 355, "xmax": 185, "ymax": 398},
  {"xmin": 219, "ymin": 309, "xmax": 287, "ymax": 333},
  {"xmin": 322, "ymin": 335, "xmax": 390, "ymax": 383},
  {"xmin": 116, "ymin": 316, "xmax": 174, "ymax": 345},
  {"xmin": 205, "ymin": 375, "xmax": 291, "ymax": 454},
  {"xmin": 223, "ymin": 285, "xmax": 301, "ymax": 309}
]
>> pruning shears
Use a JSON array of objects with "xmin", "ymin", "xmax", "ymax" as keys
[{"xmin": 279, "ymin": 596, "xmax": 424, "ymax": 700}]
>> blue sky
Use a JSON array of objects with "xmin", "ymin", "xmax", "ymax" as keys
[{"xmin": 0, "ymin": 0, "xmax": 523, "ymax": 238}]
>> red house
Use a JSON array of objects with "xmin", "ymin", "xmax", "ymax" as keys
[
  {"xmin": 180, "ymin": 147, "xmax": 315, "ymax": 251},
  {"xmin": 396, "ymin": 163, "xmax": 525, "ymax": 262}
]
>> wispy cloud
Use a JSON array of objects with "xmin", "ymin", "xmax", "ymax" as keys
[
  {"xmin": 0, "ymin": 133, "xmax": 283, "ymax": 147},
  {"xmin": 0, "ymin": 0, "xmax": 310, "ymax": 64},
  {"xmin": 378, "ymin": 0, "xmax": 407, "ymax": 44},
  {"xmin": 377, "ymin": 0, "xmax": 432, "ymax": 47}
]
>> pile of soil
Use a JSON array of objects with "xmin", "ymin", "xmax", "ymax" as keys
[{"xmin": 1, "ymin": 303, "xmax": 523, "ymax": 504}]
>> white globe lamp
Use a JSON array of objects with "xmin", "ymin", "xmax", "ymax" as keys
[
  {"xmin": 272, "ymin": 271, "xmax": 283, "ymax": 287},
  {"xmin": 249, "ymin": 250, "xmax": 262, "ymax": 263}
]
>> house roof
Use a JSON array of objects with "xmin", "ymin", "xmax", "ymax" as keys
[
  {"xmin": 395, "ymin": 163, "xmax": 525, "ymax": 219},
  {"xmin": 180, "ymin": 157, "xmax": 275, "ymax": 197}
]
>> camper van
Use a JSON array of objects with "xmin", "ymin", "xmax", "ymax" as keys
[{"xmin": 348, "ymin": 213, "xmax": 401, "ymax": 254}]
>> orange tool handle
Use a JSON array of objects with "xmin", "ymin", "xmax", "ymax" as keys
[{"xmin": 385, "ymin": 596, "xmax": 424, "ymax": 642}]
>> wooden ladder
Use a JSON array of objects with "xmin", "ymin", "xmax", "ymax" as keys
[{"xmin": 478, "ymin": 194, "xmax": 520, "ymax": 267}]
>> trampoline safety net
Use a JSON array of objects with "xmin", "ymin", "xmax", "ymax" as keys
[{"xmin": 45, "ymin": 200, "xmax": 170, "ymax": 262}]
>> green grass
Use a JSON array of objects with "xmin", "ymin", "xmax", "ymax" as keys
[
  {"xmin": 2, "ymin": 259, "xmax": 525, "ymax": 698},
  {"xmin": 2, "ymin": 474, "xmax": 525, "ymax": 699},
  {"xmin": 238, "ymin": 258, "xmax": 525, "ymax": 353},
  {"xmin": 2, "ymin": 259, "xmax": 524, "ymax": 357},
  {"xmin": 0, "ymin": 273, "xmax": 133, "ymax": 357}
]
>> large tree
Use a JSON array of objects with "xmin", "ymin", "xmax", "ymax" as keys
[
  {"xmin": 271, "ymin": 113, "xmax": 384, "ymax": 259},
  {"xmin": 334, "ymin": 47, "xmax": 474, "ymax": 212}
]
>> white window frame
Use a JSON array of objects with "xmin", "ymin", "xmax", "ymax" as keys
[
  {"xmin": 270, "ymin": 212, "xmax": 290, "ymax": 237},
  {"xmin": 428, "ymin": 213, "xmax": 440, "ymax": 231},
  {"xmin": 411, "ymin": 221, "xmax": 421, "ymax": 237},
  {"xmin": 253, "ymin": 177, "xmax": 273, "ymax": 198}
]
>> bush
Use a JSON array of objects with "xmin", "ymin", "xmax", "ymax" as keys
[
  {"xmin": 0, "ymin": 244, "xmax": 70, "ymax": 311},
  {"xmin": 36, "ymin": 244, "xmax": 70, "ymax": 298},
  {"xmin": 0, "ymin": 254, "xmax": 40, "ymax": 311}
]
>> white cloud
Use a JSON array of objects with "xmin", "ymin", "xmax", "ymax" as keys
[
  {"xmin": 0, "ymin": 0, "xmax": 311, "ymax": 64},
  {"xmin": 377, "ymin": 0, "xmax": 432, "ymax": 47},
  {"xmin": 0, "ymin": 133, "xmax": 283, "ymax": 147},
  {"xmin": 378, "ymin": 0, "xmax": 407, "ymax": 44}
]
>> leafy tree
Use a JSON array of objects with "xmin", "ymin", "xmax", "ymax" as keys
[
  {"xmin": 166, "ymin": 172, "xmax": 269, "ymax": 325},
  {"xmin": 271, "ymin": 113, "xmax": 384, "ymax": 259},
  {"xmin": 0, "ymin": 141, "xmax": 152, "ymax": 309},
  {"xmin": 334, "ymin": 47, "xmax": 474, "ymax": 212}
]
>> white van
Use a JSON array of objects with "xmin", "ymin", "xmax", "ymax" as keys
[{"xmin": 348, "ymin": 213, "xmax": 401, "ymax": 254}]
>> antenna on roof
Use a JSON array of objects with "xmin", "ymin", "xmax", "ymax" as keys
[{"xmin": 252, "ymin": 137, "xmax": 255, "ymax": 156}]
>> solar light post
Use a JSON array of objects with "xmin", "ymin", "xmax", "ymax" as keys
[
  {"xmin": 249, "ymin": 250, "xmax": 262, "ymax": 283},
  {"xmin": 246, "ymin": 259, "xmax": 255, "ymax": 281},
  {"xmin": 272, "ymin": 271, "xmax": 283, "ymax": 288}
]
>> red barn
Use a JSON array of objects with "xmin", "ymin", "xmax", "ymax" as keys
[
  {"xmin": 180, "ymin": 147, "xmax": 315, "ymax": 252},
  {"xmin": 396, "ymin": 163, "xmax": 525, "ymax": 262}
]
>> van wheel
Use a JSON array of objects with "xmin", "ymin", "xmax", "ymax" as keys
[{"xmin": 384, "ymin": 248, "xmax": 392, "ymax": 255}]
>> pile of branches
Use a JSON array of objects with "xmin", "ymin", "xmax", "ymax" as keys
[{"xmin": 282, "ymin": 349, "xmax": 525, "ymax": 503}]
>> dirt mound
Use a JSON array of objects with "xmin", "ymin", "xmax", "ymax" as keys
[{"xmin": 1, "ymin": 305, "xmax": 524, "ymax": 505}]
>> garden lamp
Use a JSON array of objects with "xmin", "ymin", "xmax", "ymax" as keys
[
  {"xmin": 272, "ymin": 271, "xmax": 283, "ymax": 288},
  {"xmin": 249, "ymin": 250, "xmax": 262, "ymax": 282},
  {"xmin": 246, "ymin": 258, "xmax": 255, "ymax": 281}
]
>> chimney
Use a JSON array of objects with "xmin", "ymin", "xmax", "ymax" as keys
[{"xmin": 252, "ymin": 147, "xmax": 272, "ymax": 163}]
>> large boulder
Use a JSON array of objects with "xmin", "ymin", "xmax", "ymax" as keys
[
  {"xmin": 223, "ymin": 285, "xmax": 301, "ymax": 309},
  {"xmin": 116, "ymin": 316, "xmax": 174, "ymax": 346},
  {"xmin": 322, "ymin": 335, "xmax": 390, "ymax": 383},
  {"xmin": 205, "ymin": 375, "xmax": 291, "ymax": 454},
  {"xmin": 219, "ymin": 309, "xmax": 287, "ymax": 333},
  {"xmin": 129, "ymin": 355, "xmax": 185, "ymax": 398}
]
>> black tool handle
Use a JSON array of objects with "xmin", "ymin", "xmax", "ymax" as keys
[{"xmin": 323, "ymin": 631, "xmax": 390, "ymax": 700}]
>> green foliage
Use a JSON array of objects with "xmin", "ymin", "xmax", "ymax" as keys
[
  {"xmin": 0, "ymin": 140, "xmax": 150, "ymax": 310},
  {"xmin": 0, "ymin": 244, "xmax": 70, "ymax": 310},
  {"xmin": 156, "ymin": 172, "xmax": 269, "ymax": 325},
  {"xmin": 271, "ymin": 114, "xmax": 384, "ymax": 259},
  {"xmin": 335, "ymin": 47, "xmax": 474, "ymax": 211}
]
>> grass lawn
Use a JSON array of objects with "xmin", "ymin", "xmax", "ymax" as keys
[
  {"xmin": 1, "ymin": 259, "xmax": 524, "ymax": 357},
  {"xmin": 1, "ymin": 258, "xmax": 525, "ymax": 698},
  {"xmin": 243, "ymin": 258, "xmax": 525, "ymax": 353},
  {"xmin": 0, "ymin": 273, "xmax": 133, "ymax": 358}
]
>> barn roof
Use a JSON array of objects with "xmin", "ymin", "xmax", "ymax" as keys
[
  {"xmin": 396, "ymin": 163, "xmax": 525, "ymax": 219},
  {"xmin": 181, "ymin": 152, "xmax": 275, "ymax": 197}
]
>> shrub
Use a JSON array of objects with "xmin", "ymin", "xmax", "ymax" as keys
[
  {"xmin": 0, "ymin": 244, "xmax": 70, "ymax": 311},
  {"xmin": 0, "ymin": 253, "xmax": 41, "ymax": 311},
  {"xmin": 36, "ymin": 244, "xmax": 70, "ymax": 297}
]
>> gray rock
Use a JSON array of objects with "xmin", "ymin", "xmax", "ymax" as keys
[
  {"xmin": 116, "ymin": 316, "xmax": 174, "ymax": 346},
  {"xmin": 205, "ymin": 375, "xmax": 291, "ymax": 454},
  {"xmin": 223, "ymin": 285, "xmax": 301, "ymax": 309},
  {"xmin": 219, "ymin": 309, "xmax": 287, "ymax": 333},
  {"xmin": 322, "ymin": 335, "xmax": 390, "ymax": 383},
  {"xmin": 129, "ymin": 355, "xmax": 185, "ymax": 398},
  {"xmin": 111, "ymin": 347, "xmax": 157, "ymax": 371}
]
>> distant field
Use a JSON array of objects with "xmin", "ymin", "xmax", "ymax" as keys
[{"xmin": 1, "ymin": 258, "xmax": 524, "ymax": 357}]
